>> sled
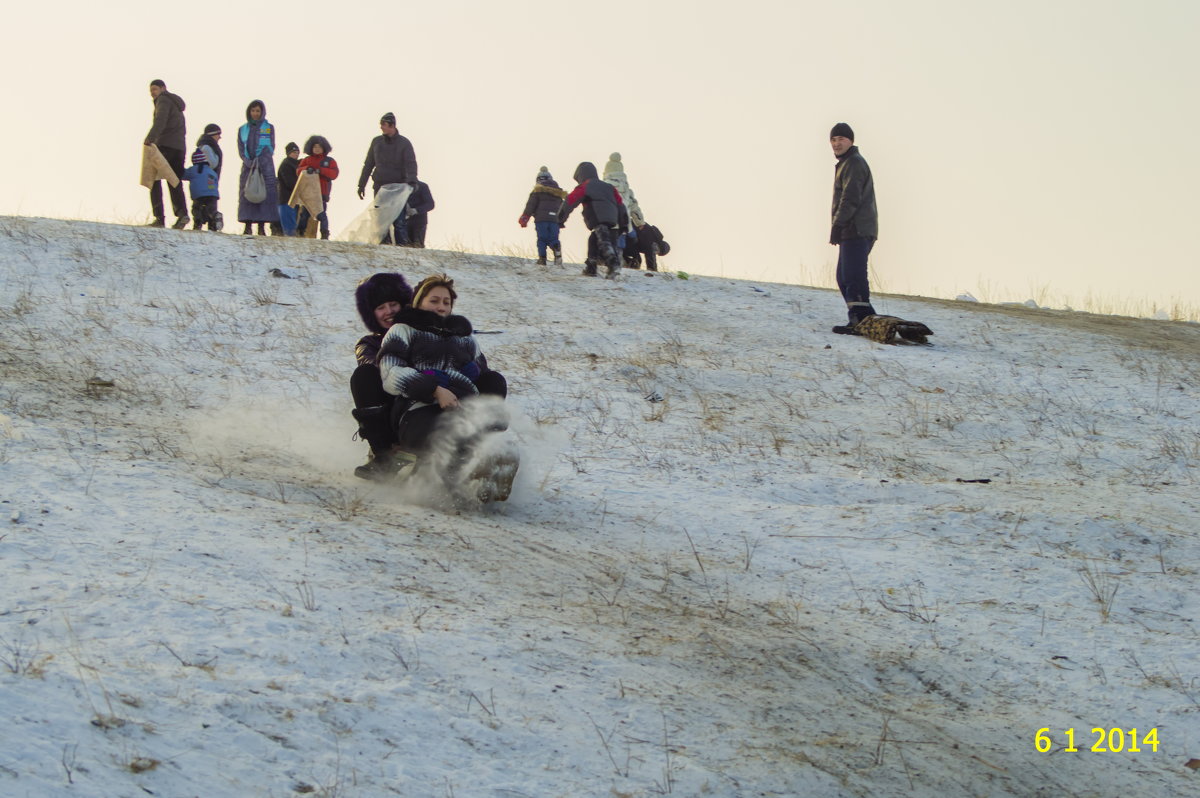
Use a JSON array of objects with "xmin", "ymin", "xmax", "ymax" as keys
[{"xmin": 335, "ymin": 183, "xmax": 413, "ymax": 244}]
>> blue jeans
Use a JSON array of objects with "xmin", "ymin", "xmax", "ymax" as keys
[
  {"xmin": 836, "ymin": 237, "xmax": 877, "ymax": 323},
  {"xmin": 534, "ymin": 221, "xmax": 560, "ymax": 258},
  {"xmin": 278, "ymin": 204, "xmax": 298, "ymax": 236}
]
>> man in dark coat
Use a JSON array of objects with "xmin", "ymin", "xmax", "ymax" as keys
[
  {"xmin": 357, "ymin": 112, "xmax": 419, "ymax": 245},
  {"xmin": 144, "ymin": 79, "xmax": 188, "ymax": 228},
  {"xmin": 404, "ymin": 180, "xmax": 435, "ymax": 248},
  {"xmin": 631, "ymin": 217, "xmax": 667, "ymax": 272},
  {"xmin": 829, "ymin": 122, "xmax": 879, "ymax": 331},
  {"xmin": 558, "ymin": 161, "xmax": 628, "ymax": 277}
]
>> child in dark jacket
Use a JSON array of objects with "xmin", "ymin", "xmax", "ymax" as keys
[
  {"xmin": 181, "ymin": 148, "xmax": 221, "ymax": 231},
  {"xmin": 519, "ymin": 166, "xmax": 567, "ymax": 265},
  {"xmin": 295, "ymin": 135, "xmax": 339, "ymax": 240},
  {"xmin": 558, "ymin": 161, "xmax": 627, "ymax": 277},
  {"xmin": 276, "ymin": 142, "xmax": 301, "ymax": 236}
]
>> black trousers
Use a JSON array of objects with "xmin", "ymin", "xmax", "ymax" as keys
[
  {"xmin": 395, "ymin": 370, "xmax": 508, "ymax": 454},
  {"xmin": 406, "ymin": 217, "xmax": 427, "ymax": 248},
  {"xmin": 150, "ymin": 145, "xmax": 188, "ymax": 221}
]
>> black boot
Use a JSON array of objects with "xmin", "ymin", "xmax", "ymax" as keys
[{"xmin": 352, "ymin": 406, "xmax": 403, "ymax": 481}]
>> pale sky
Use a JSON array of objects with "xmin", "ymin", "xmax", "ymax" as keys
[{"xmin": 6, "ymin": 0, "xmax": 1198, "ymax": 314}]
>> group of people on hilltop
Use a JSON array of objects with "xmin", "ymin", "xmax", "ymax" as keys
[
  {"xmin": 144, "ymin": 79, "xmax": 882, "ymax": 336},
  {"xmin": 518, "ymin": 155, "xmax": 670, "ymax": 277},
  {"xmin": 142, "ymin": 82, "xmax": 433, "ymax": 245}
]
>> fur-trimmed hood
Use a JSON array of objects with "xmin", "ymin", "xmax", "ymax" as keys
[
  {"xmin": 530, "ymin": 182, "xmax": 566, "ymax": 198},
  {"xmin": 304, "ymin": 134, "xmax": 332, "ymax": 155},
  {"xmin": 394, "ymin": 306, "xmax": 473, "ymax": 337},
  {"xmin": 355, "ymin": 272, "xmax": 413, "ymax": 334}
]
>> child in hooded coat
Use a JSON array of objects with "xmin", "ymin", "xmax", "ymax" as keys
[
  {"xmin": 519, "ymin": 166, "xmax": 567, "ymax": 265},
  {"xmin": 295, "ymin": 135, "xmax": 339, "ymax": 240},
  {"xmin": 558, "ymin": 161, "xmax": 627, "ymax": 277}
]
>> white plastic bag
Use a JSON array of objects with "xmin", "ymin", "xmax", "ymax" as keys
[
  {"xmin": 335, "ymin": 183, "xmax": 414, "ymax": 243},
  {"xmin": 244, "ymin": 160, "xmax": 267, "ymax": 203}
]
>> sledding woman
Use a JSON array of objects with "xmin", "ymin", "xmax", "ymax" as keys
[
  {"xmin": 377, "ymin": 274, "xmax": 510, "ymax": 491},
  {"xmin": 350, "ymin": 272, "xmax": 414, "ymax": 480},
  {"xmin": 236, "ymin": 99, "xmax": 280, "ymax": 235}
]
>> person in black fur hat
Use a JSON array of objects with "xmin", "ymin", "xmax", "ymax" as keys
[{"xmin": 351, "ymin": 272, "xmax": 414, "ymax": 480}]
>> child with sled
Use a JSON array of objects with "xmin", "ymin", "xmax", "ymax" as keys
[{"xmin": 294, "ymin": 135, "xmax": 339, "ymax": 240}]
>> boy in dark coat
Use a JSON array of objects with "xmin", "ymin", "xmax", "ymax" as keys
[
  {"xmin": 558, "ymin": 161, "xmax": 627, "ymax": 277},
  {"xmin": 519, "ymin": 166, "xmax": 566, "ymax": 265},
  {"xmin": 631, "ymin": 215, "xmax": 667, "ymax": 272},
  {"xmin": 405, "ymin": 180, "xmax": 435, "ymax": 248},
  {"xmin": 275, "ymin": 142, "xmax": 301, "ymax": 236}
]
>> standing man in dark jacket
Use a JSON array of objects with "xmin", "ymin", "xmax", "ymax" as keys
[
  {"xmin": 404, "ymin": 180, "xmax": 435, "ymax": 248},
  {"xmin": 558, "ymin": 161, "xmax": 627, "ymax": 277},
  {"xmin": 144, "ymin": 79, "xmax": 188, "ymax": 229},
  {"xmin": 829, "ymin": 122, "xmax": 879, "ymax": 332},
  {"xmin": 357, "ymin": 112, "xmax": 419, "ymax": 245}
]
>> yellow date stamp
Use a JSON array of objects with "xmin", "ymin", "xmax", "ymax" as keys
[{"xmin": 1035, "ymin": 727, "xmax": 1159, "ymax": 753}]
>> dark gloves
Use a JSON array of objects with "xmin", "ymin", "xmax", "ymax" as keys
[
  {"xmin": 829, "ymin": 225, "xmax": 846, "ymax": 245},
  {"xmin": 357, "ymin": 187, "xmax": 366, "ymax": 200},
  {"xmin": 306, "ymin": 167, "xmax": 317, "ymax": 174}
]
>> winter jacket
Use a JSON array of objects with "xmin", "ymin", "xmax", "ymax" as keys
[
  {"xmin": 406, "ymin": 181, "xmax": 435, "ymax": 220},
  {"xmin": 522, "ymin": 183, "xmax": 567, "ymax": 224},
  {"xmin": 145, "ymin": 91, "xmax": 187, "ymax": 151},
  {"xmin": 831, "ymin": 145, "xmax": 878, "ymax": 241},
  {"xmin": 358, "ymin": 133, "xmax": 418, "ymax": 193},
  {"xmin": 560, "ymin": 162, "xmax": 627, "ymax": 230},
  {"xmin": 378, "ymin": 307, "xmax": 485, "ymax": 404},
  {"xmin": 633, "ymin": 223, "xmax": 664, "ymax": 255},
  {"xmin": 295, "ymin": 154, "xmax": 339, "ymax": 199},
  {"xmin": 277, "ymin": 156, "xmax": 300, "ymax": 204},
  {"xmin": 196, "ymin": 132, "xmax": 222, "ymax": 176},
  {"xmin": 181, "ymin": 163, "xmax": 219, "ymax": 199},
  {"xmin": 238, "ymin": 120, "xmax": 275, "ymax": 161}
]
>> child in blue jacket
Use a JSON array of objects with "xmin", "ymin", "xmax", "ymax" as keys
[{"xmin": 181, "ymin": 148, "xmax": 222, "ymax": 231}]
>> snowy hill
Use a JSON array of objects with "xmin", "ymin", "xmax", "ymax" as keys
[{"xmin": 1, "ymin": 216, "xmax": 1198, "ymax": 797}]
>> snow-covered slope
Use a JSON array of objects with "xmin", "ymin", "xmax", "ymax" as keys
[{"xmin": 1, "ymin": 216, "xmax": 1198, "ymax": 797}]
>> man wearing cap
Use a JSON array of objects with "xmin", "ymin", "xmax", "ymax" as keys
[
  {"xmin": 828, "ymin": 122, "xmax": 879, "ymax": 333},
  {"xmin": 144, "ymin": 79, "xmax": 189, "ymax": 229},
  {"xmin": 357, "ymin": 112, "xmax": 419, "ymax": 245}
]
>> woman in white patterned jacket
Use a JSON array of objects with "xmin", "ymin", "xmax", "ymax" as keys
[{"xmin": 377, "ymin": 274, "xmax": 508, "ymax": 465}]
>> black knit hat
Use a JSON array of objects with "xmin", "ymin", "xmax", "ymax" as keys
[
  {"xmin": 830, "ymin": 122, "xmax": 855, "ymax": 141},
  {"xmin": 285, "ymin": 141, "xmax": 299, "ymax": 155},
  {"xmin": 203, "ymin": 123, "xmax": 221, "ymax": 136},
  {"xmin": 380, "ymin": 112, "xmax": 397, "ymax": 126},
  {"xmin": 150, "ymin": 79, "xmax": 166, "ymax": 89}
]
